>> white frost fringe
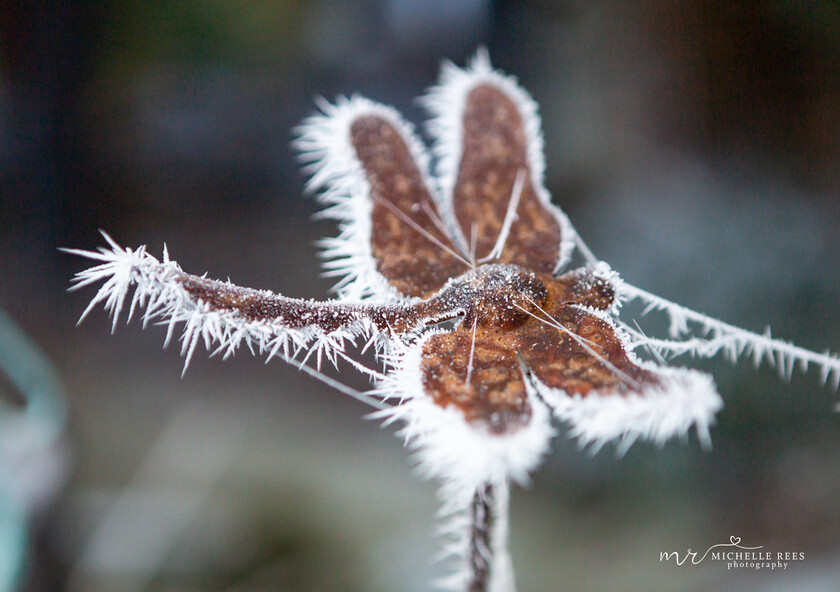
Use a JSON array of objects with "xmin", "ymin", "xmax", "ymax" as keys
[
  {"xmin": 62, "ymin": 234, "xmax": 390, "ymax": 409},
  {"xmin": 535, "ymin": 368, "xmax": 722, "ymax": 455},
  {"xmin": 422, "ymin": 48, "xmax": 576, "ymax": 272},
  {"xmin": 622, "ymin": 283, "xmax": 840, "ymax": 390},
  {"xmin": 374, "ymin": 332, "xmax": 556, "ymax": 506},
  {"xmin": 571, "ymin": 235, "xmax": 840, "ymax": 392},
  {"xmin": 294, "ymin": 96, "xmax": 442, "ymax": 302}
]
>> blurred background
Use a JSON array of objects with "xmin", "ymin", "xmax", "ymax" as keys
[{"xmin": 1, "ymin": 1, "xmax": 839, "ymax": 591}]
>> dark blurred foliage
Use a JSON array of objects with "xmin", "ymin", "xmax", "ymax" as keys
[{"xmin": 1, "ymin": 1, "xmax": 839, "ymax": 591}]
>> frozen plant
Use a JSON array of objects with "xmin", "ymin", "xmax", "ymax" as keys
[{"xmin": 65, "ymin": 51, "xmax": 840, "ymax": 592}]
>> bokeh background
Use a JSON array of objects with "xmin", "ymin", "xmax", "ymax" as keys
[{"xmin": 2, "ymin": 1, "xmax": 839, "ymax": 591}]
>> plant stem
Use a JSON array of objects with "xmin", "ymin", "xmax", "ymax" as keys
[{"xmin": 468, "ymin": 482, "xmax": 494, "ymax": 592}]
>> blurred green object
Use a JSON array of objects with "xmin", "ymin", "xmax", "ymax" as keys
[
  {"xmin": 0, "ymin": 307, "xmax": 68, "ymax": 592},
  {"xmin": 0, "ymin": 489, "xmax": 23, "ymax": 592}
]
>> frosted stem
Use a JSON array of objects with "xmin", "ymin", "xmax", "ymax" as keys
[
  {"xmin": 622, "ymin": 282, "xmax": 840, "ymax": 388},
  {"xmin": 468, "ymin": 482, "xmax": 494, "ymax": 592}
]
